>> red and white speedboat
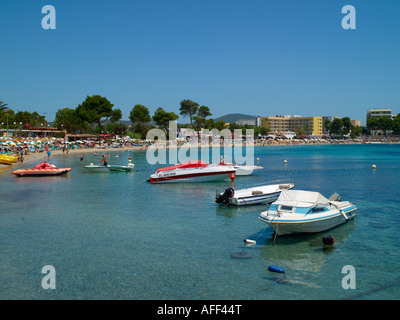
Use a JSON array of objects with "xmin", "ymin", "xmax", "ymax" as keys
[{"xmin": 148, "ymin": 160, "xmax": 237, "ymax": 184}]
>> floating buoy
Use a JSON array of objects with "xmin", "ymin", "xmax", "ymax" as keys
[
  {"xmin": 230, "ymin": 173, "xmax": 235, "ymax": 181},
  {"xmin": 231, "ymin": 250, "xmax": 252, "ymax": 259},
  {"xmin": 372, "ymin": 164, "xmax": 376, "ymax": 169},
  {"xmin": 322, "ymin": 234, "xmax": 335, "ymax": 246},
  {"xmin": 244, "ymin": 239, "xmax": 256, "ymax": 245},
  {"xmin": 267, "ymin": 265, "xmax": 285, "ymax": 274},
  {"xmin": 283, "ymin": 160, "xmax": 287, "ymax": 164}
]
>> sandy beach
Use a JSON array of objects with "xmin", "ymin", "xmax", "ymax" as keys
[{"xmin": 0, "ymin": 145, "xmax": 144, "ymax": 173}]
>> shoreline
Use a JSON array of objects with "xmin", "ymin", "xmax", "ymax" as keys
[
  {"xmin": 1, "ymin": 140, "xmax": 399, "ymax": 174},
  {"xmin": 0, "ymin": 146, "xmax": 143, "ymax": 173}
]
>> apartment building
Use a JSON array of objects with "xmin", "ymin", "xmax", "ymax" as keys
[
  {"xmin": 262, "ymin": 115, "xmax": 323, "ymax": 135},
  {"xmin": 366, "ymin": 109, "xmax": 394, "ymax": 121}
]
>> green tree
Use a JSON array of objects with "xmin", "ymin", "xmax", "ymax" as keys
[
  {"xmin": 213, "ymin": 120, "xmax": 226, "ymax": 131},
  {"xmin": 105, "ymin": 122, "xmax": 127, "ymax": 135},
  {"xmin": 0, "ymin": 100, "xmax": 8, "ymax": 112},
  {"xmin": 378, "ymin": 116, "xmax": 393, "ymax": 136},
  {"xmin": 331, "ymin": 118, "xmax": 344, "ymax": 136},
  {"xmin": 393, "ymin": 114, "xmax": 400, "ymax": 135},
  {"xmin": 54, "ymin": 108, "xmax": 88, "ymax": 133},
  {"xmin": 304, "ymin": 124, "xmax": 312, "ymax": 135},
  {"xmin": 152, "ymin": 107, "xmax": 179, "ymax": 132},
  {"xmin": 295, "ymin": 126, "xmax": 305, "ymax": 136},
  {"xmin": 192, "ymin": 105, "xmax": 213, "ymax": 130},
  {"xmin": 324, "ymin": 119, "xmax": 332, "ymax": 134},
  {"xmin": 129, "ymin": 104, "xmax": 151, "ymax": 125},
  {"xmin": 129, "ymin": 104, "xmax": 151, "ymax": 138},
  {"xmin": 76, "ymin": 95, "xmax": 121, "ymax": 134},
  {"xmin": 341, "ymin": 117, "xmax": 353, "ymax": 136},
  {"xmin": 179, "ymin": 99, "xmax": 199, "ymax": 127},
  {"xmin": 197, "ymin": 105, "xmax": 212, "ymax": 118},
  {"xmin": 350, "ymin": 125, "xmax": 363, "ymax": 138},
  {"xmin": 366, "ymin": 117, "xmax": 380, "ymax": 136}
]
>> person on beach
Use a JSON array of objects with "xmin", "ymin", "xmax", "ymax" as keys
[{"xmin": 101, "ymin": 154, "xmax": 108, "ymax": 167}]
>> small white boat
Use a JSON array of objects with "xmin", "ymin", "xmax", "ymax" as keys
[
  {"xmin": 84, "ymin": 163, "xmax": 109, "ymax": 172},
  {"xmin": 216, "ymin": 181, "xmax": 295, "ymax": 206},
  {"xmin": 108, "ymin": 160, "xmax": 135, "ymax": 172},
  {"xmin": 85, "ymin": 160, "xmax": 135, "ymax": 173},
  {"xmin": 218, "ymin": 158, "xmax": 263, "ymax": 176},
  {"xmin": 232, "ymin": 165, "xmax": 263, "ymax": 176},
  {"xmin": 259, "ymin": 189, "xmax": 357, "ymax": 235},
  {"xmin": 148, "ymin": 160, "xmax": 236, "ymax": 184}
]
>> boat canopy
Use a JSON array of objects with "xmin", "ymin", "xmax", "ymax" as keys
[
  {"xmin": 274, "ymin": 189, "xmax": 331, "ymax": 208},
  {"xmin": 156, "ymin": 160, "xmax": 208, "ymax": 173}
]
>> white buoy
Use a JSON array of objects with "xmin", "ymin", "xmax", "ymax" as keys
[
  {"xmin": 372, "ymin": 164, "xmax": 376, "ymax": 169},
  {"xmin": 284, "ymin": 160, "xmax": 287, "ymax": 164}
]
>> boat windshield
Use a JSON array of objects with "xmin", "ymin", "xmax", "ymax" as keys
[
  {"xmin": 156, "ymin": 160, "xmax": 208, "ymax": 173},
  {"xmin": 311, "ymin": 207, "xmax": 328, "ymax": 213}
]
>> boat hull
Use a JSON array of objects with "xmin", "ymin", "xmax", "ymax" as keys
[
  {"xmin": 216, "ymin": 182, "xmax": 295, "ymax": 206},
  {"xmin": 149, "ymin": 171, "xmax": 235, "ymax": 183},
  {"xmin": 234, "ymin": 165, "xmax": 263, "ymax": 176},
  {"xmin": 230, "ymin": 191, "xmax": 282, "ymax": 206},
  {"xmin": 12, "ymin": 168, "xmax": 72, "ymax": 177},
  {"xmin": 84, "ymin": 165, "xmax": 109, "ymax": 173},
  {"xmin": 108, "ymin": 165, "xmax": 133, "ymax": 172},
  {"xmin": 259, "ymin": 208, "xmax": 357, "ymax": 235}
]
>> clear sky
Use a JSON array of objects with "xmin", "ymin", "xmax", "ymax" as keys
[{"xmin": 1, "ymin": 0, "xmax": 399, "ymax": 125}]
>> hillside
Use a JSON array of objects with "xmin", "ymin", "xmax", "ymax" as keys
[{"xmin": 213, "ymin": 113, "xmax": 256, "ymax": 123}]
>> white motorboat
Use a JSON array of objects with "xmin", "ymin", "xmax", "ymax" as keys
[
  {"xmin": 216, "ymin": 181, "xmax": 295, "ymax": 206},
  {"xmin": 259, "ymin": 189, "xmax": 357, "ymax": 235},
  {"xmin": 148, "ymin": 160, "xmax": 236, "ymax": 184},
  {"xmin": 218, "ymin": 158, "xmax": 263, "ymax": 175},
  {"xmin": 84, "ymin": 163, "xmax": 109, "ymax": 172},
  {"xmin": 108, "ymin": 160, "xmax": 135, "ymax": 172},
  {"xmin": 84, "ymin": 160, "xmax": 135, "ymax": 173},
  {"xmin": 232, "ymin": 165, "xmax": 263, "ymax": 176}
]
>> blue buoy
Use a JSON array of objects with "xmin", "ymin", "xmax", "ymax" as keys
[{"xmin": 268, "ymin": 265, "xmax": 285, "ymax": 274}]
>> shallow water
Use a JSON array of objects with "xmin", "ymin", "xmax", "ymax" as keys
[{"xmin": 1, "ymin": 144, "xmax": 400, "ymax": 300}]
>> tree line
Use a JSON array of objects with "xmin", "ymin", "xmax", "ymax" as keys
[
  {"xmin": 1, "ymin": 96, "xmax": 269, "ymax": 139},
  {"xmin": 324, "ymin": 115, "xmax": 400, "ymax": 138},
  {"xmin": 2, "ymin": 97, "xmax": 399, "ymax": 139}
]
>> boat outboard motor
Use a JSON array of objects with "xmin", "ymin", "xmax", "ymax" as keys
[{"xmin": 215, "ymin": 187, "xmax": 234, "ymax": 205}]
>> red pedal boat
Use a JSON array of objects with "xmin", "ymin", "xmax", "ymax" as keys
[{"xmin": 12, "ymin": 162, "xmax": 72, "ymax": 177}]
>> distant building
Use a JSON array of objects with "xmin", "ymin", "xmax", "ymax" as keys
[
  {"xmin": 255, "ymin": 116, "xmax": 262, "ymax": 127},
  {"xmin": 262, "ymin": 115, "xmax": 323, "ymax": 136},
  {"xmin": 351, "ymin": 120, "xmax": 361, "ymax": 127},
  {"xmin": 323, "ymin": 116, "xmax": 341, "ymax": 122},
  {"xmin": 236, "ymin": 119, "xmax": 256, "ymax": 126},
  {"xmin": 366, "ymin": 109, "xmax": 394, "ymax": 122}
]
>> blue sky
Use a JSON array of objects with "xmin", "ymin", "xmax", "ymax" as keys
[{"xmin": 1, "ymin": 0, "xmax": 399, "ymax": 125}]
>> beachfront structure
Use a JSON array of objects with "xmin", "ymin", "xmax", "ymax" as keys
[
  {"xmin": 255, "ymin": 116, "xmax": 262, "ymax": 127},
  {"xmin": 351, "ymin": 120, "xmax": 361, "ymax": 127},
  {"xmin": 261, "ymin": 115, "xmax": 323, "ymax": 136},
  {"xmin": 236, "ymin": 119, "xmax": 256, "ymax": 126},
  {"xmin": 366, "ymin": 109, "xmax": 394, "ymax": 122}
]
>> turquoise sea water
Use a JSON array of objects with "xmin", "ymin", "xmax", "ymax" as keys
[{"xmin": 1, "ymin": 144, "xmax": 400, "ymax": 300}]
